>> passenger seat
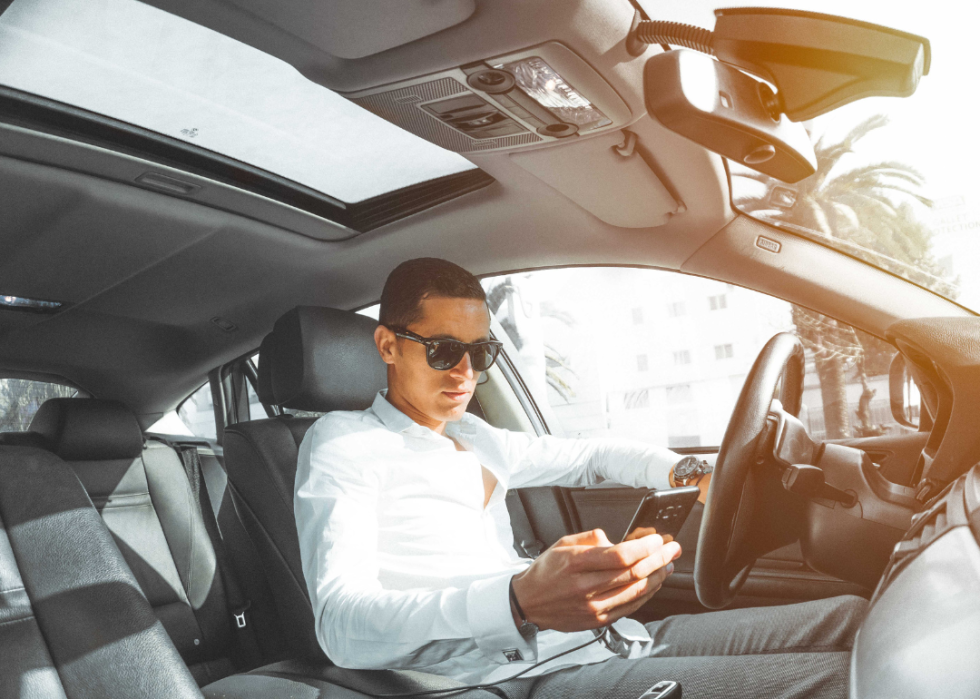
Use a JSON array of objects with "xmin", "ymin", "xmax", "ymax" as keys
[{"xmin": 29, "ymin": 398, "xmax": 244, "ymax": 686}]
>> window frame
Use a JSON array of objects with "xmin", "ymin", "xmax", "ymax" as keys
[{"xmin": 0, "ymin": 86, "xmax": 495, "ymax": 234}]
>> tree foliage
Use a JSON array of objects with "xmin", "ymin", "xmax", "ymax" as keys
[
  {"xmin": 735, "ymin": 115, "xmax": 954, "ymax": 438},
  {"xmin": 0, "ymin": 379, "xmax": 76, "ymax": 431}
]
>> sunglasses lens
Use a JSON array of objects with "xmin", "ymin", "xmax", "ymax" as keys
[
  {"xmin": 427, "ymin": 340, "xmax": 465, "ymax": 370},
  {"xmin": 472, "ymin": 343, "xmax": 500, "ymax": 372}
]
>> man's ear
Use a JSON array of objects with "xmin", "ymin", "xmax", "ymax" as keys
[{"xmin": 375, "ymin": 325, "xmax": 397, "ymax": 365}]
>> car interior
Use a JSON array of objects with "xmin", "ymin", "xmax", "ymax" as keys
[{"xmin": 0, "ymin": 0, "xmax": 978, "ymax": 697}]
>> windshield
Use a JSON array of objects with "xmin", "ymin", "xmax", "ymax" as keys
[
  {"xmin": 642, "ymin": 0, "xmax": 980, "ymax": 312},
  {"xmin": 0, "ymin": 0, "xmax": 477, "ymax": 204}
]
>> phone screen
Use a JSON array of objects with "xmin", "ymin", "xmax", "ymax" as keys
[{"xmin": 621, "ymin": 486, "xmax": 701, "ymax": 542}]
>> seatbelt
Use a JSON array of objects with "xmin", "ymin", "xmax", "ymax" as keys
[
  {"xmin": 177, "ymin": 445, "xmax": 264, "ymax": 669},
  {"xmin": 505, "ymin": 489, "xmax": 544, "ymax": 559}
]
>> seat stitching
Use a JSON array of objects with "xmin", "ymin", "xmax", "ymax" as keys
[
  {"xmin": 0, "ymin": 614, "xmax": 35, "ymax": 628},
  {"xmin": 0, "ymin": 585, "xmax": 26, "ymax": 593}
]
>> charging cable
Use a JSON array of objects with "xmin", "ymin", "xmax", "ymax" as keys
[{"xmin": 365, "ymin": 628, "xmax": 609, "ymax": 697}]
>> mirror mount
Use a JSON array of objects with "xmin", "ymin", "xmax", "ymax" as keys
[
  {"xmin": 644, "ymin": 49, "xmax": 817, "ymax": 183},
  {"xmin": 631, "ymin": 7, "xmax": 930, "ymax": 122}
]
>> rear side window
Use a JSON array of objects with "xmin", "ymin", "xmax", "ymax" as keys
[
  {"xmin": 176, "ymin": 382, "xmax": 217, "ymax": 440},
  {"xmin": 0, "ymin": 378, "xmax": 77, "ymax": 431}
]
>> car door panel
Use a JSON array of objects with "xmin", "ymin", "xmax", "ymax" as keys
[{"xmin": 832, "ymin": 430, "xmax": 928, "ymax": 486}]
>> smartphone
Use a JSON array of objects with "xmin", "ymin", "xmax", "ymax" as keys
[{"xmin": 621, "ymin": 486, "xmax": 701, "ymax": 542}]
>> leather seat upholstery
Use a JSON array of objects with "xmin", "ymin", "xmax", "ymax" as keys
[
  {"xmin": 0, "ymin": 444, "xmax": 202, "ymax": 698},
  {"xmin": 222, "ymin": 307, "xmax": 386, "ymax": 659},
  {"xmin": 29, "ymin": 398, "xmax": 239, "ymax": 686}
]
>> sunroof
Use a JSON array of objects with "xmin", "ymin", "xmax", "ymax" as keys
[{"xmin": 0, "ymin": 0, "xmax": 478, "ymax": 204}]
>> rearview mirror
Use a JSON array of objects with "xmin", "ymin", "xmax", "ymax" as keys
[
  {"xmin": 644, "ymin": 49, "xmax": 817, "ymax": 183},
  {"xmin": 888, "ymin": 354, "xmax": 920, "ymax": 429}
]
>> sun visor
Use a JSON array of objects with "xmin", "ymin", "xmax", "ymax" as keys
[{"xmin": 510, "ymin": 131, "xmax": 680, "ymax": 229}]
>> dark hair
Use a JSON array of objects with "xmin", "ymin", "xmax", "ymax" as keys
[{"xmin": 379, "ymin": 258, "xmax": 487, "ymax": 329}]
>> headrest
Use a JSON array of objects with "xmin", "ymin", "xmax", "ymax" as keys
[
  {"xmin": 0, "ymin": 431, "xmax": 48, "ymax": 449},
  {"xmin": 270, "ymin": 306, "xmax": 387, "ymax": 412},
  {"xmin": 29, "ymin": 399, "xmax": 144, "ymax": 461},
  {"xmin": 255, "ymin": 333, "xmax": 277, "ymax": 405}
]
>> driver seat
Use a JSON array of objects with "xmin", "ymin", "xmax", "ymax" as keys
[
  {"xmin": 222, "ymin": 307, "xmax": 386, "ymax": 660},
  {"xmin": 216, "ymin": 307, "xmax": 495, "ymax": 695}
]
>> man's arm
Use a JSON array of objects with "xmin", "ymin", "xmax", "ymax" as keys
[
  {"xmin": 498, "ymin": 429, "xmax": 679, "ymax": 491},
  {"xmin": 294, "ymin": 417, "xmax": 535, "ymax": 669}
]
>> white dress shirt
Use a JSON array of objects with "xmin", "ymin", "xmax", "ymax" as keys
[{"xmin": 294, "ymin": 391, "xmax": 678, "ymax": 685}]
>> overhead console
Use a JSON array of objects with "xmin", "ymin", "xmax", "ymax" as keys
[
  {"xmin": 346, "ymin": 42, "xmax": 632, "ymax": 153},
  {"xmin": 347, "ymin": 43, "xmax": 683, "ymax": 228}
]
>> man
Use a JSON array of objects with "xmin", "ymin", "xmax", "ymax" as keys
[{"xmin": 295, "ymin": 258, "xmax": 866, "ymax": 698}]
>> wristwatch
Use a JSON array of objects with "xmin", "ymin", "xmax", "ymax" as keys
[
  {"xmin": 508, "ymin": 577, "xmax": 539, "ymax": 641},
  {"xmin": 672, "ymin": 455, "xmax": 713, "ymax": 486}
]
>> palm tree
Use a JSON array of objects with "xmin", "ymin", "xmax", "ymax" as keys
[{"xmin": 735, "ymin": 115, "xmax": 950, "ymax": 438}]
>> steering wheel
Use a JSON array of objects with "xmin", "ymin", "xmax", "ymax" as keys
[{"xmin": 694, "ymin": 332, "xmax": 806, "ymax": 609}]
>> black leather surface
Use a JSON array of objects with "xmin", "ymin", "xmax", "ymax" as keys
[
  {"xmin": 223, "ymin": 416, "xmax": 321, "ymax": 658},
  {"xmin": 30, "ymin": 398, "xmax": 144, "ymax": 461},
  {"xmin": 270, "ymin": 306, "xmax": 386, "ymax": 412},
  {"xmin": 66, "ymin": 438, "xmax": 238, "ymax": 685},
  {"xmin": 0, "ymin": 506, "xmax": 67, "ymax": 698},
  {"xmin": 0, "ymin": 446, "xmax": 202, "ymax": 698},
  {"xmin": 0, "ymin": 431, "xmax": 48, "ymax": 448}
]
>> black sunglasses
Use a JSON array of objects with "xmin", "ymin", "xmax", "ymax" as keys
[{"xmin": 392, "ymin": 328, "xmax": 504, "ymax": 372}]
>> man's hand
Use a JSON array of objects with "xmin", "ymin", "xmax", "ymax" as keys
[{"xmin": 510, "ymin": 529, "xmax": 681, "ymax": 633}]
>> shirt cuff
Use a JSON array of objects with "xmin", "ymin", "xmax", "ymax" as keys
[{"xmin": 467, "ymin": 571, "xmax": 537, "ymax": 665}]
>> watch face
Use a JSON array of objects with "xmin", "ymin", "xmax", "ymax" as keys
[{"xmin": 673, "ymin": 455, "xmax": 701, "ymax": 480}]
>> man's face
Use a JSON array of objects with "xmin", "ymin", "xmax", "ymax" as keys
[{"xmin": 376, "ymin": 295, "xmax": 491, "ymax": 427}]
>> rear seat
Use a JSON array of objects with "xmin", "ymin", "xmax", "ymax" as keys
[
  {"xmin": 0, "ymin": 443, "xmax": 201, "ymax": 698},
  {"xmin": 28, "ymin": 398, "xmax": 243, "ymax": 686}
]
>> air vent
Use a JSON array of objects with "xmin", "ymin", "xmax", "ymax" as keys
[{"xmin": 874, "ymin": 469, "xmax": 977, "ymax": 601}]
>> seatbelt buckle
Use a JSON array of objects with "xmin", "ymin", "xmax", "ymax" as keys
[
  {"xmin": 232, "ymin": 600, "xmax": 252, "ymax": 629},
  {"xmin": 520, "ymin": 538, "xmax": 544, "ymax": 559}
]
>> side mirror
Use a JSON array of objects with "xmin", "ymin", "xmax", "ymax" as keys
[
  {"xmin": 644, "ymin": 49, "xmax": 817, "ymax": 183},
  {"xmin": 888, "ymin": 354, "xmax": 920, "ymax": 429}
]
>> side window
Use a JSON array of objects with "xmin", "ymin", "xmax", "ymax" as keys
[
  {"xmin": 483, "ymin": 268, "xmax": 906, "ymax": 447},
  {"xmin": 245, "ymin": 353, "xmax": 266, "ymax": 420},
  {"xmin": 0, "ymin": 378, "xmax": 77, "ymax": 431},
  {"xmin": 175, "ymin": 382, "xmax": 217, "ymax": 440}
]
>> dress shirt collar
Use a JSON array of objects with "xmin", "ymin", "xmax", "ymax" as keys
[{"xmin": 371, "ymin": 390, "xmax": 479, "ymax": 439}]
